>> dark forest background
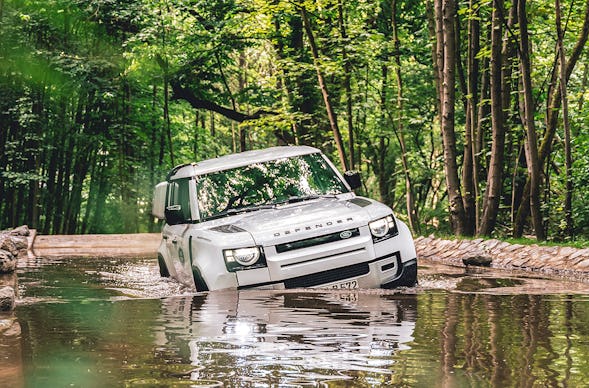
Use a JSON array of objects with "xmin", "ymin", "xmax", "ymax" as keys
[{"xmin": 1, "ymin": 0, "xmax": 589, "ymax": 242}]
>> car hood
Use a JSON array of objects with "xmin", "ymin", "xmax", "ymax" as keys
[{"xmin": 222, "ymin": 197, "xmax": 376, "ymax": 246}]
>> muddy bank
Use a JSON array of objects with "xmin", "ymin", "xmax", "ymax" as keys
[
  {"xmin": 31, "ymin": 232, "xmax": 160, "ymax": 258},
  {"xmin": 415, "ymin": 235, "xmax": 589, "ymax": 280},
  {"xmin": 0, "ymin": 226, "xmax": 30, "ymax": 311}
]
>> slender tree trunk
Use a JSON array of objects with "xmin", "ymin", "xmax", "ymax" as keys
[
  {"xmin": 476, "ymin": 58, "xmax": 490, "ymax": 171},
  {"xmin": 81, "ymin": 151, "xmax": 99, "ymax": 234},
  {"xmin": 437, "ymin": 0, "xmax": 467, "ymax": 235},
  {"xmin": 27, "ymin": 85, "xmax": 43, "ymax": 229},
  {"xmin": 392, "ymin": 0, "xmax": 419, "ymax": 234},
  {"xmin": 164, "ymin": 74, "xmax": 174, "ymax": 167},
  {"xmin": 578, "ymin": 62, "xmax": 589, "ymax": 128},
  {"xmin": 90, "ymin": 158, "xmax": 110, "ymax": 234},
  {"xmin": 147, "ymin": 84, "xmax": 158, "ymax": 232},
  {"xmin": 433, "ymin": 0, "xmax": 444, "ymax": 126},
  {"xmin": 238, "ymin": 53, "xmax": 247, "ymax": 152},
  {"xmin": 478, "ymin": 0, "xmax": 505, "ymax": 236},
  {"xmin": 301, "ymin": 6, "xmax": 348, "ymax": 170},
  {"xmin": 371, "ymin": 65, "xmax": 391, "ymax": 204},
  {"xmin": 517, "ymin": 0, "xmax": 545, "ymax": 240},
  {"xmin": 556, "ymin": 0, "xmax": 574, "ymax": 237},
  {"xmin": 462, "ymin": 0, "xmax": 480, "ymax": 236},
  {"xmin": 192, "ymin": 110, "xmax": 201, "ymax": 161},
  {"xmin": 210, "ymin": 111, "xmax": 215, "ymax": 138},
  {"xmin": 67, "ymin": 149, "xmax": 91, "ymax": 234},
  {"xmin": 55, "ymin": 107, "xmax": 74, "ymax": 234},
  {"xmin": 338, "ymin": 1, "xmax": 355, "ymax": 170}
]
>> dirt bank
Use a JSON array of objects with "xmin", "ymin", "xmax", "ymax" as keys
[
  {"xmin": 415, "ymin": 235, "xmax": 589, "ymax": 280},
  {"xmin": 30, "ymin": 232, "xmax": 160, "ymax": 258}
]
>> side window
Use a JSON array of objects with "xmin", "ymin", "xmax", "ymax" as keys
[
  {"xmin": 166, "ymin": 179, "xmax": 191, "ymax": 223},
  {"xmin": 177, "ymin": 179, "xmax": 191, "ymax": 220}
]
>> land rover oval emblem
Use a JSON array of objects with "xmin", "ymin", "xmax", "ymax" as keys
[{"xmin": 340, "ymin": 230, "xmax": 353, "ymax": 239}]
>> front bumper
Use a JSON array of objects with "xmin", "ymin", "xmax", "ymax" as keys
[{"xmin": 237, "ymin": 252, "xmax": 416, "ymax": 290}]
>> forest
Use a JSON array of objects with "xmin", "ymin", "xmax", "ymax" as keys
[{"xmin": 1, "ymin": 0, "xmax": 588, "ymax": 242}]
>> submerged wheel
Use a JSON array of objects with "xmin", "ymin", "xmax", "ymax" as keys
[
  {"xmin": 382, "ymin": 261, "xmax": 418, "ymax": 289},
  {"xmin": 192, "ymin": 267, "xmax": 209, "ymax": 292},
  {"xmin": 396, "ymin": 262, "xmax": 418, "ymax": 287},
  {"xmin": 158, "ymin": 255, "xmax": 170, "ymax": 277}
]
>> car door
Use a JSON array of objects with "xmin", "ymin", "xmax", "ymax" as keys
[{"xmin": 163, "ymin": 179, "xmax": 193, "ymax": 284}]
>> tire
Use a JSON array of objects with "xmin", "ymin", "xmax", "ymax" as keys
[
  {"xmin": 382, "ymin": 261, "xmax": 417, "ymax": 289},
  {"xmin": 192, "ymin": 267, "xmax": 209, "ymax": 292},
  {"xmin": 158, "ymin": 255, "xmax": 170, "ymax": 277}
]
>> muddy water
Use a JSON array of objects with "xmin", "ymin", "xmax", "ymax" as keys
[{"xmin": 2, "ymin": 257, "xmax": 589, "ymax": 387}]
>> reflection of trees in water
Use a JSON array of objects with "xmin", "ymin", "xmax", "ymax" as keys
[{"xmin": 416, "ymin": 292, "xmax": 587, "ymax": 387}]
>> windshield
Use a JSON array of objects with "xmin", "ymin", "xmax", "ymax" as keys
[{"xmin": 196, "ymin": 153, "xmax": 348, "ymax": 220}]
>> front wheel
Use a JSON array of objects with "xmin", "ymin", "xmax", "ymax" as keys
[
  {"xmin": 192, "ymin": 267, "xmax": 209, "ymax": 292},
  {"xmin": 158, "ymin": 255, "xmax": 170, "ymax": 277},
  {"xmin": 382, "ymin": 261, "xmax": 417, "ymax": 289}
]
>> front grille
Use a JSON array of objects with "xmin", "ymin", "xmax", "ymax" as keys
[
  {"xmin": 284, "ymin": 262, "xmax": 369, "ymax": 288},
  {"xmin": 276, "ymin": 228, "xmax": 360, "ymax": 253}
]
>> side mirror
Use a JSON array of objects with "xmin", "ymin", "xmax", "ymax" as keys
[
  {"xmin": 152, "ymin": 182, "xmax": 168, "ymax": 220},
  {"xmin": 344, "ymin": 171, "xmax": 362, "ymax": 190},
  {"xmin": 164, "ymin": 205, "xmax": 185, "ymax": 225}
]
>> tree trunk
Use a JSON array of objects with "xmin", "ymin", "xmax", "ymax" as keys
[
  {"xmin": 517, "ymin": 0, "xmax": 544, "ymax": 240},
  {"xmin": 300, "ymin": 6, "xmax": 348, "ymax": 170},
  {"xmin": 27, "ymin": 85, "xmax": 44, "ymax": 230},
  {"xmin": 437, "ymin": 0, "xmax": 467, "ymax": 235},
  {"xmin": 164, "ymin": 70, "xmax": 174, "ymax": 167},
  {"xmin": 371, "ymin": 65, "xmax": 391, "ymax": 205},
  {"xmin": 556, "ymin": 0, "xmax": 574, "ymax": 237},
  {"xmin": 392, "ymin": 0, "xmax": 419, "ymax": 234},
  {"xmin": 338, "ymin": 1, "xmax": 355, "ymax": 170},
  {"xmin": 148, "ymin": 84, "xmax": 158, "ymax": 232},
  {"xmin": 432, "ymin": 0, "xmax": 444, "ymax": 126},
  {"xmin": 462, "ymin": 0, "xmax": 480, "ymax": 236},
  {"xmin": 81, "ymin": 151, "xmax": 99, "ymax": 234},
  {"xmin": 478, "ymin": 0, "xmax": 505, "ymax": 236},
  {"xmin": 238, "ymin": 53, "xmax": 247, "ymax": 152}
]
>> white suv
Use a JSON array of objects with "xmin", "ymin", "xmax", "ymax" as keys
[{"xmin": 152, "ymin": 146, "xmax": 417, "ymax": 291}]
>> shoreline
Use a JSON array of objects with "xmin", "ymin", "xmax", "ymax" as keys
[
  {"xmin": 415, "ymin": 235, "xmax": 589, "ymax": 281},
  {"xmin": 17, "ymin": 229, "xmax": 589, "ymax": 281}
]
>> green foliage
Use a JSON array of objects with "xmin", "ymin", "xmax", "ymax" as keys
[{"xmin": 0, "ymin": 0, "xmax": 588, "ymax": 243}]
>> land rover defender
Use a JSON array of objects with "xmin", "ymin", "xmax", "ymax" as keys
[{"xmin": 152, "ymin": 146, "xmax": 417, "ymax": 291}]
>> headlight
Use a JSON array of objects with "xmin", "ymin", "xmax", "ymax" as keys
[
  {"xmin": 223, "ymin": 246, "xmax": 266, "ymax": 272},
  {"xmin": 369, "ymin": 215, "xmax": 398, "ymax": 241}
]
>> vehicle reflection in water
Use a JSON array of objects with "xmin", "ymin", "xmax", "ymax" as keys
[{"xmin": 155, "ymin": 290, "xmax": 417, "ymax": 386}]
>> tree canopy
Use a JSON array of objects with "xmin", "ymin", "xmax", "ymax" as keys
[{"xmin": 1, "ymin": 0, "xmax": 588, "ymax": 241}]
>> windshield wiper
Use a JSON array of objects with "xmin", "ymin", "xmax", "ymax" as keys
[
  {"xmin": 205, "ymin": 204, "xmax": 274, "ymax": 221},
  {"xmin": 274, "ymin": 194, "xmax": 337, "ymax": 206}
]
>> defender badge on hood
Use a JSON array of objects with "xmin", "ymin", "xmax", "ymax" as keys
[{"xmin": 273, "ymin": 217, "xmax": 354, "ymax": 237}]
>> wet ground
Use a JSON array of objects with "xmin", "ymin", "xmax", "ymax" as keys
[{"xmin": 2, "ymin": 256, "xmax": 589, "ymax": 387}]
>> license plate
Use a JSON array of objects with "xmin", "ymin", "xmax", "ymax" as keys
[{"xmin": 328, "ymin": 279, "xmax": 359, "ymax": 289}]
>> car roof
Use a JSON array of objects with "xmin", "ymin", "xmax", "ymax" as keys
[{"xmin": 168, "ymin": 145, "xmax": 320, "ymax": 180}]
